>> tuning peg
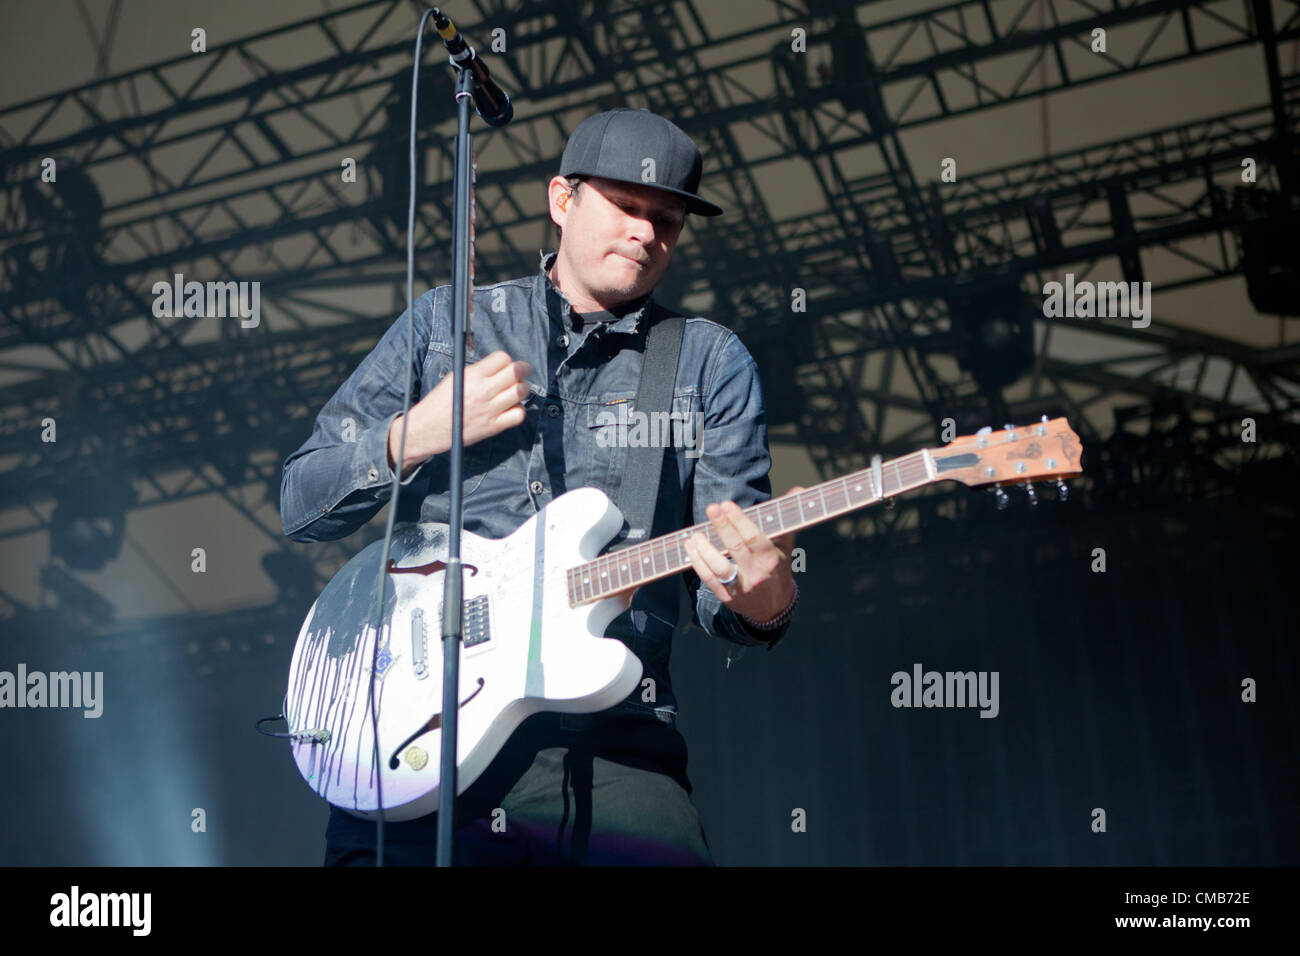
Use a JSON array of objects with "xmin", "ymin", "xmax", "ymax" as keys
[
  {"xmin": 1024, "ymin": 481, "xmax": 1037, "ymax": 506},
  {"xmin": 990, "ymin": 486, "xmax": 1009, "ymax": 510},
  {"xmin": 1056, "ymin": 479, "xmax": 1069, "ymax": 501}
]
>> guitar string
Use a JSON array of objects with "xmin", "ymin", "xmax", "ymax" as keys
[{"xmin": 563, "ymin": 425, "xmax": 1068, "ymax": 605}]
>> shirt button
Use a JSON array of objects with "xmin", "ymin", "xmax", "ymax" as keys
[
  {"xmin": 557, "ymin": 334, "xmax": 569, "ymax": 348},
  {"xmin": 368, "ymin": 465, "xmax": 379, "ymax": 481},
  {"xmin": 528, "ymin": 480, "xmax": 544, "ymax": 495},
  {"xmin": 546, "ymin": 403, "xmax": 561, "ymax": 418}
]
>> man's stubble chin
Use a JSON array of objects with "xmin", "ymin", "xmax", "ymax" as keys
[
  {"xmin": 560, "ymin": 246, "xmax": 662, "ymax": 306},
  {"xmin": 594, "ymin": 264, "xmax": 658, "ymax": 303}
]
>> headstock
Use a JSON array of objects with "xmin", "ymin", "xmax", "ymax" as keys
[{"xmin": 930, "ymin": 416, "xmax": 1083, "ymax": 506}]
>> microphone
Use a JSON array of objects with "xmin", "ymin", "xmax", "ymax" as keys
[{"xmin": 432, "ymin": 9, "xmax": 514, "ymax": 127}]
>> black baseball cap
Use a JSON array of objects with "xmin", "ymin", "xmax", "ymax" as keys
[{"xmin": 559, "ymin": 108, "xmax": 723, "ymax": 217}]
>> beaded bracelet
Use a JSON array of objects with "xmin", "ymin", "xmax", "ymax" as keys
[{"xmin": 737, "ymin": 579, "xmax": 799, "ymax": 631}]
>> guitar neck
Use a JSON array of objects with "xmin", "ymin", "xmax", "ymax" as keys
[
  {"xmin": 564, "ymin": 415, "xmax": 1083, "ymax": 607},
  {"xmin": 566, "ymin": 449, "xmax": 934, "ymax": 607}
]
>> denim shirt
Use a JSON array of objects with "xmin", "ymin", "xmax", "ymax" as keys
[{"xmin": 280, "ymin": 251, "xmax": 791, "ymax": 728}]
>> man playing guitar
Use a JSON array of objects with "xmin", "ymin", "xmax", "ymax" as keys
[{"xmin": 281, "ymin": 108, "xmax": 800, "ymax": 865}]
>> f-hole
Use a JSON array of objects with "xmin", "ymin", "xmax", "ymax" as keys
[{"xmin": 387, "ymin": 677, "xmax": 486, "ymax": 769}]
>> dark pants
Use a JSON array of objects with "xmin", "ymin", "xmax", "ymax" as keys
[{"xmin": 323, "ymin": 711, "xmax": 714, "ymax": 866}]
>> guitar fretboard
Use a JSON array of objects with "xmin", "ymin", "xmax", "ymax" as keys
[{"xmin": 565, "ymin": 449, "xmax": 934, "ymax": 606}]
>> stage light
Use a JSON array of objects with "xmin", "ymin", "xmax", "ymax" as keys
[
  {"xmin": 373, "ymin": 68, "xmax": 455, "ymax": 233},
  {"xmin": 946, "ymin": 274, "xmax": 1034, "ymax": 393},
  {"xmin": 1237, "ymin": 188, "xmax": 1300, "ymax": 317},
  {"xmin": 49, "ymin": 479, "xmax": 134, "ymax": 572},
  {"xmin": 10, "ymin": 161, "xmax": 105, "ymax": 310}
]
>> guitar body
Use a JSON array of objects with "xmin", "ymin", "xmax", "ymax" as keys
[{"xmin": 285, "ymin": 487, "xmax": 642, "ymax": 821}]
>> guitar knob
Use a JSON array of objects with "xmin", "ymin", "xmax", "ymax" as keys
[
  {"xmin": 1056, "ymin": 479, "xmax": 1069, "ymax": 501},
  {"xmin": 991, "ymin": 487, "xmax": 1009, "ymax": 510},
  {"xmin": 1025, "ymin": 481, "xmax": 1037, "ymax": 506}
]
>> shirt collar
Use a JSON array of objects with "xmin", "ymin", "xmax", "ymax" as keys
[{"xmin": 537, "ymin": 250, "xmax": 654, "ymax": 335}]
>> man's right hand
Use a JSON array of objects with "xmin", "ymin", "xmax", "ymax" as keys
[{"xmin": 386, "ymin": 350, "xmax": 532, "ymax": 479}]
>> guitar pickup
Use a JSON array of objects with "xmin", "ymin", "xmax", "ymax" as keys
[{"xmin": 439, "ymin": 595, "xmax": 491, "ymax": 649}]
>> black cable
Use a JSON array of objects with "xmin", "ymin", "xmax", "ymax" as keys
[
  {"xmin": 255, "ymin": 713, "xmax": 329, "ymax": 743},
  {"xmin": 363, "ymin": 5, "xmax": 442, "ymax": 867},
  {"xmin": 254, "ymin": 714, "xmax": 293, "ymax": 739}
]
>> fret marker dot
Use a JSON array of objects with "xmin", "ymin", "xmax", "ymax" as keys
[
  {"xmin": 643, "ymin": 557, "xmax": 649, "ymax": 563},
  {"xmin": 766, "ymin": 516, "xmax": 773, "ymax": 522},
  {"xmin": 855, "ymin": 485, "xmax": 862, "ymax": 491},
  {"xmin": 601, "ymin": 571, "xmax": 607, "ymax": 578},
  {"xmin": 621, "ymin": 564, "xmax": 628, "ymax": 572},
  {"xmin": 583, "ymin": 576, "xmax": 589, "ymax": 583}
]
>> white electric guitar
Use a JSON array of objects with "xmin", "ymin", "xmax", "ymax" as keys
[{"xmin": 285, "ymin": 417, "xmax": 1082, "ymax": 819}]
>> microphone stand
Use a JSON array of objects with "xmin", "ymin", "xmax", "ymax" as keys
[{"xmin": 436, "ymin": 61, "xmax": 475, "ymax": 869}]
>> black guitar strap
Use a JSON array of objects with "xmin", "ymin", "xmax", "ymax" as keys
[{"xmin": 611, "ymin": 305, "xmax": 687, "ymax": 551}]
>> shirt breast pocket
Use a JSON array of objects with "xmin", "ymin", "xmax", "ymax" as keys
[{"xmin": 582, "ymin": 391, "xmax": 700, "ymax": 502}]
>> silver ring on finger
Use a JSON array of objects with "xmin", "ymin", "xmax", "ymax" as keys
[{"xmin": 718, "ymin": 561, "xmax": 739, "ymax": 588}]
